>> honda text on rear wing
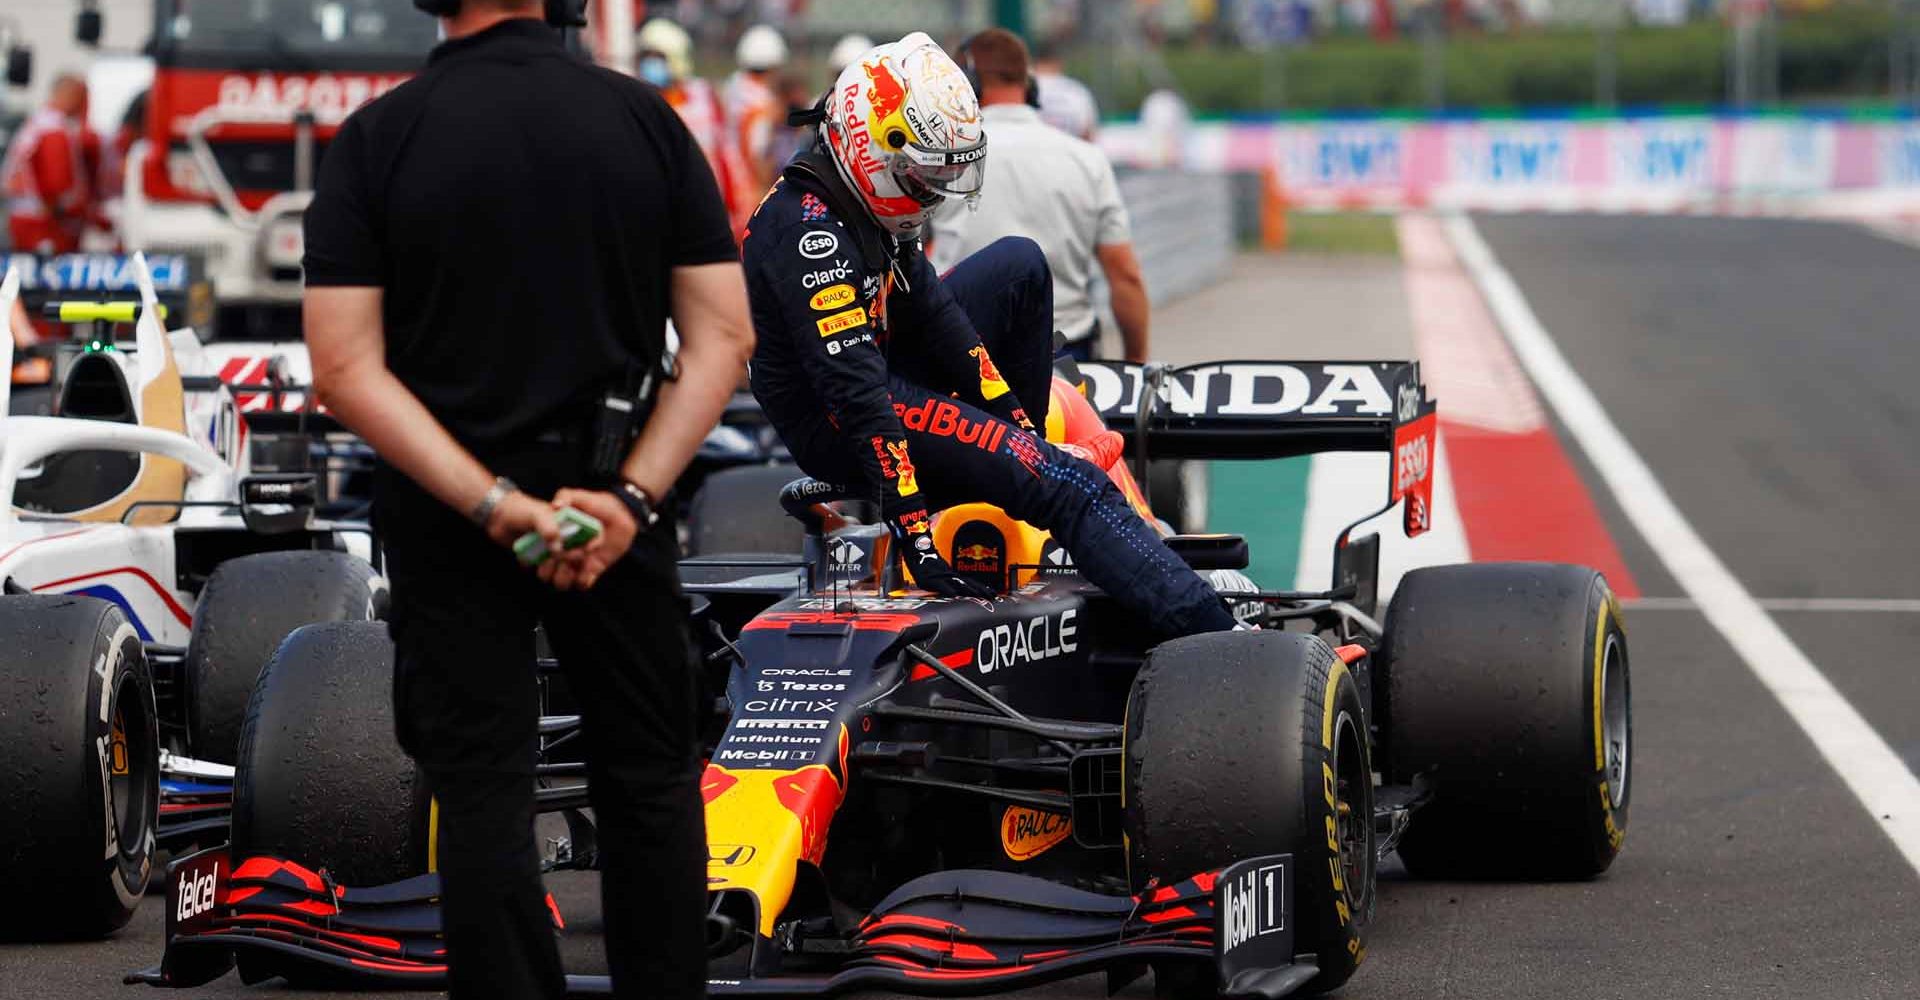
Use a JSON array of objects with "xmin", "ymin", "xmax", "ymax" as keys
[{"xmin": 1073, "ymin": 359, "xmax": 1437, "ymax": 539}]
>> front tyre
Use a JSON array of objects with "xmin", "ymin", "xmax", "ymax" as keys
[
  {"xmin": 231, "ymin": 622, "xmax": 427, "ymax": 886},
  {"xmin": 184, "ymin": 551, "xmax": 386, "ymax": 763},
  {"xmin": 1379, "ymin": 563, "xmax": 1630, "ymax": 879},
  {"xmin": 1125, "ymin": 630, "xmax": 1373, "ymax": 994},
  {"xmin": 0, "ymin": 596, "xmax": 159, "ymax": 939}
]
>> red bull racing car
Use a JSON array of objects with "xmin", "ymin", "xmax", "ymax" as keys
[{"xmin": 131, "ymin": 359, "xmax": 1633, "ymax": 998}]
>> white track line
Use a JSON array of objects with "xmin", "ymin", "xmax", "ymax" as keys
[
  {"xmin": 1628, "ymin": 597, "xmax": 1920, "ymax": 613},
  {"xmin": 1445, "ymin": 212, "xmax": 1920, "ymax": 878}
]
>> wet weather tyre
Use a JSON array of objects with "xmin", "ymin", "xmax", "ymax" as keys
[
  {"xmin": 1379, "ymin": 563, "xmax": 1630, "ymax": 880},
  {"xmin": 1125, "ymin": 630, "xmax": 1374, "ymax": 994},
  {"xmin": 685, "ymin": 463, "xmax": 810, "ymax": 556},
  {"xmin": 0, "ymin": 596, "xmax": 159, "ymax": 939},
  {"xmin": 184, "ymin": 551, "xmax": 386, "ymax": 763},
  {"xmin": 231, "ymin": 621, "xmax": 427, "ymax": 886}
]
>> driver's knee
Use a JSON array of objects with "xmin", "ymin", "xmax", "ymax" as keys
[{"xmin": 983, "ymin": 237, "xmax": 1052, "ymax": 315}]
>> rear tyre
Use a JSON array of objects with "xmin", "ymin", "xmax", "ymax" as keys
[
  {"xmin": 231, "ymin": 621, "xmax": 427, "ymax": 886},
  {"xmin": 1379, "ymin": 563, "xmax": 1630, "ymax": 880},
  {"xmin": 685, "ymin": 463, "xmax": 809, "ymax": 556},
  {"xmin": 184, "ymin": 551, "xmax": 386, "ymax": 763},
  {"xmin": 0, "ymin": 596, "xmax": 158, "ymax": 939},
  {"xmin": 1126, "ymin": 630, "xmax": 1373, "ymax": 994}
]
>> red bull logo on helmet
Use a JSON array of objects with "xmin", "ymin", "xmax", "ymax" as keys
[{"xmin": 865, "ymin": 58, "xmax": 909, "ymax": 138}]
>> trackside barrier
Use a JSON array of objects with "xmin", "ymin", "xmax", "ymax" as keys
[
  {"xmin": 1116, "ymin": 169, "xmax": 1236, "ymax": 305},
  {"xmin": 1099, "ymin": 112, "xmax": 1920, "ymax": 219}
]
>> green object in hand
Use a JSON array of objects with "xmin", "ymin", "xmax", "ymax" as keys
[{"xmin": 514, "ymin": 507, "xmax": 603, "ymax": 567}]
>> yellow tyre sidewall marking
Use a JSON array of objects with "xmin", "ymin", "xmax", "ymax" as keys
[
  {"xmin": 1592, "ymin": 586, "xmax": 1627, "ymax": 851},
  {"xmin": 1321, "ymin": 658, "xmax": 1364, "ymax": 964}
]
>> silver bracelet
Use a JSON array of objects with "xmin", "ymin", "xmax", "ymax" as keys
[{"xmin": 469, "ymin": 476, "xmax": 517, "ymax": 527}]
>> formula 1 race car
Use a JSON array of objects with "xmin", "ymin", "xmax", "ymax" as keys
[
  {"xmin": 134, "ymin": 358, "xmax": 1632, "ymax": 998},
  {"xmin": 0, "ymin": 258, "xmax": 385, "ymax": 940}
]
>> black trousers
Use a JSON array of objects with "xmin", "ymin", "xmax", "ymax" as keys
[
  {"xmin": 789, "ymin": 238, "xmax": 1239, "ymax": 638},
  {"xmin": 375, "ymin": 443, "xmax": 706, "ymax": 1000}
]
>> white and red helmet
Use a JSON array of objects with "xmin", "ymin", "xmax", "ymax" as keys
[{"xmin": 820, "ymin": 32, "xmax": 987, "ymax": 238}]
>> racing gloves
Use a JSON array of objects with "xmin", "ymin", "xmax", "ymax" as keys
[{"xmin": 884, "ymin": 497, "xmax": 998, "ymax": 601}]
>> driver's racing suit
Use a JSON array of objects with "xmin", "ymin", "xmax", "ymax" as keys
[{"xmin": 744, "ymin": 150, "xmax": 1236, "ymax": 638}]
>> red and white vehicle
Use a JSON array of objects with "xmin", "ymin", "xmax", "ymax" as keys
[
  {"xmin": 116, "ymin": 0, "xmax": 436, "ymax": 335},
  {"xmin": 0, "ymin": 256, "xmax": 384, "ymax": 940}
]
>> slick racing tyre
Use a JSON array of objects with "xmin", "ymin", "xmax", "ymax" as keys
[
  {"xmin": 0, "ymin": 596, "xmax": 159, "ymax": 939},
  {"xmin": 1125, "ymin": 630, "xmax": 1374, "ymax": 994},
  {"xmin": 1379, "ymin": 563, "xmax": 1630, "ymax": 879},
  {"xmin": 184, "ymin": 551, "xmax": 386, "ymax": 763},
  {"xmin": 232, "ymin": 622, "xmax": 427, "ymax": 886},
  {"xmin": 685, "ymin": 463, "xmax": 809, "ymax": 556}
]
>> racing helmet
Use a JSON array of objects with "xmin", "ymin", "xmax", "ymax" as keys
[
  {"xmin": 827, "ymin": 33, "xmax": 875, "ymax": 74},
  {"xmin": 637, "ymin": 18, "xmax": 693, "ymax": 85},
  {"xmin": 820, "ymin": 32, "xmax": 987, "ymax": 238},
  {"xmin": 736, "ymin": 24, "xmax": 789, "ymax": 72}
]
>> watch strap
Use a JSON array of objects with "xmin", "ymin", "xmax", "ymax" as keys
[
  {"xmin": 617, "ymin": 481, "xmax": 659, "ymax": 527},
  {"xmin": 470, "ymin": 476, "xmax": 517, "ymax": 527}
]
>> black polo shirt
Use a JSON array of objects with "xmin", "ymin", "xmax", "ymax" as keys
[{"xmin": 303, "ymin": 17, "xmax": 735, "ymax": 452}]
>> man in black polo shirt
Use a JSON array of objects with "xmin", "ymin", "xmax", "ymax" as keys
[{"xmin": 300, "ymin": 1, "xmax": 752, "ymax": 997}]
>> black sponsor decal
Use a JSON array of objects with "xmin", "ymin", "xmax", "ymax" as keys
[
  {"xmin": 951, "ymin": 519, "xmax": 1006, "ymax": 588},
  {"xmin": 1215, "ymin": 854, "xmax": 1296, "ymax": 989}
]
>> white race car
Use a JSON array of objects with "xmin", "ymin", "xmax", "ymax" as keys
[{"xmin": 0, "ymin": 257, "xmax": 385, "ymax": 940}]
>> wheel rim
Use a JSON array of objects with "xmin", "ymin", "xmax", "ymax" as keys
[
  {"xmin": 1330, "ymin": 709, "xmax": 1372, "ymax": 916},
  {"xmin": 1600, "ymin": 633, "xmax": 1629, "ymax": 809},
  {"xmin": 108, "ymin": 671, "xmax": 156, "ymax": 859}
]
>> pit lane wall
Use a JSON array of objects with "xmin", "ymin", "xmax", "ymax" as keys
[{"xmin": 1100, "ymin": 110, "xmax": 1920, "ymax": 217}]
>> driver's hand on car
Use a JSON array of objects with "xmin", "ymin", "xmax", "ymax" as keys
[{"xmin": 542, "ymin": 488, "xmax": 639, "ymax": 591}]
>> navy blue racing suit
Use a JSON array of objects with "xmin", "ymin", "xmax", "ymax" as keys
[{"xmin": 744, "ymin": 151, "xmax": 1236, "ymax": 639}]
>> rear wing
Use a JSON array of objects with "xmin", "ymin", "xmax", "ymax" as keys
[{"xmin": 1076, "ymin": 359, "xmax": 1438, "ymax": 538}]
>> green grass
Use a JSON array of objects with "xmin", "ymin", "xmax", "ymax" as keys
[
  {"xmin": 1282, "ymin": 211, "xmax": 1400, "ymax": 255},
  {"xmin": 1070, "ymin": 4, "xmax": 1898, "ymax": 114},
  {"xmin": 1206, "ymin": 458, "xmax": 1312, "ymax": 589}
]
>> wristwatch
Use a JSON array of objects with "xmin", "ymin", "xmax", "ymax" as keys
[
  {"xmin": 469, "ymin": 476, "xmax": 517, "ymax": 527},
  {"xmin": 615, "ymin": 480, "xmax": 659, "ymax": 528}
]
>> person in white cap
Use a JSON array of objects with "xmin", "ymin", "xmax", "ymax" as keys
[
  {"xmin": 722, "ymin": 23, "xmax": 789, "ymax": 228},
  {"xmin": 826, "ymin": 32, "xmax": 875, "ymax": 75},
  {"xmin": 638, "ymin": 18, "xmax": 742, "ymax": 222}
]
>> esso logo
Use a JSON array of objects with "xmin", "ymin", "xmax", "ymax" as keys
[
  {"xmin": 1395, "ymin": 435, "xmax": 1430, "ymax": 494},
  {"xmin": 798, "ymin": 230, "xmax": 840, "ymax": 260}
]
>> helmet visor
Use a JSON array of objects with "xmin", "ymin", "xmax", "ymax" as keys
[{"xmin": 892, "ymin": 135, "xmax": 987, "ymax": 204}]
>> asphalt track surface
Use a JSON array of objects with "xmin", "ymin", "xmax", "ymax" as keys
[{"xmin": 10, "ymin": 215, "xmax": 1920, "ymax": 997}]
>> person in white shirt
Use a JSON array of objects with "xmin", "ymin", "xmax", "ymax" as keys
[
  {"xmin": 931, "ymin": 29, "xmax": 1148, "ymax": 363},
  {"xmin": 1031, "ymin": 40, "xmax": 1099, "ymax": 141}
]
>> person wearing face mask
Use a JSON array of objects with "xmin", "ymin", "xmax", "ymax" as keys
[{"xmin": 637, "ymin": 17, "xmax": 741, "ymax": 224}]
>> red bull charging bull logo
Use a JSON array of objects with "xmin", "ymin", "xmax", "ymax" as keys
[
  {"xmin": 970, "ymin": 345, "xmax": 1010, "ymax": 401},
  {"xmin": 886, "ymin": 440, "xmax": 919, "ymax": 497},
  {"xmin": 865, "ymin": 58, "xmax": 909, "ymax": 137}
]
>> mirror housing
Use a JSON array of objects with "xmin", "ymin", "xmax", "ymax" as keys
[
  {"xmin": 76, "ymin": 8, "xmax": 103, "ymax": 47},
  {"xmin": 1164, "ymin": 533, "xmax": 1250, "ymax": 571},
  {"xmin": 239, "ymin": 473, "xmax": 318, "ymax": 534},
  {"xmin": 5, "ymin": 45, "xmax": 31, "ymax": 88}
]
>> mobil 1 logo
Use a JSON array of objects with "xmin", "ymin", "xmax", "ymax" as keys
[{"xmin": 1214, "ymin": 854, "xmax": 1294, "ymax": 984}]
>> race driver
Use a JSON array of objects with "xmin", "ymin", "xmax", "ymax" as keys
[{"xmin": 742, "ymin": 32, "xmax": 1235, "ymax": 639}]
